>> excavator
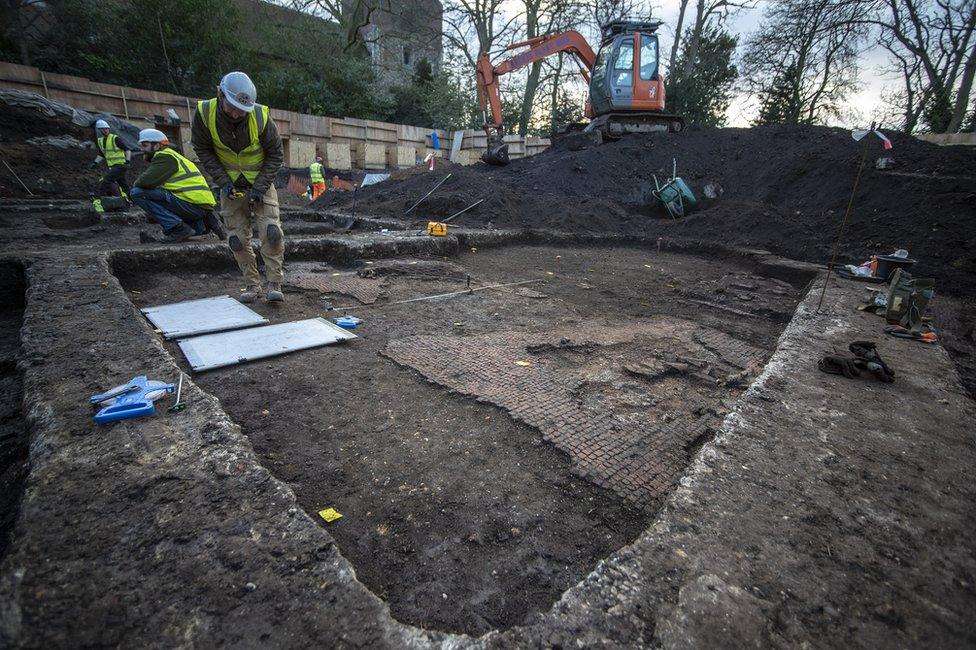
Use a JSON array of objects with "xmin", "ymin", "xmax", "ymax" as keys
[{"xmin": 476, "ymin": 20, "xmax": 684, "ymax": 165}]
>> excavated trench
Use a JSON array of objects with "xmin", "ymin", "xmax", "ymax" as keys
[
  {"xmin": 0, "ymin": 260, "xmax": 26, "ymax": 562},
  {"xmin": 113, "ymin": 237, "xmax": 812, "ymax": 635}
]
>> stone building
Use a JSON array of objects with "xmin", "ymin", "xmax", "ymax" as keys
[{"xmin": 342, "ymin": 1, "xmax": 444, "ymax": 86}]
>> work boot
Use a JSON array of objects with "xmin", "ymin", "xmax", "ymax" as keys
[
  {"xmin": 203, "ymin": 210, "xmax": 227, "ymax": 240},
  {"xmin": 160, "ymin": 223, "xmax": 195, "ymax": 243},
  {"xmin": 239, "ymin": 285, "xmax": 261, "ymax": 304},
  {"xmin": 266, "ymin": 282, "xmax": 284, "ymax": 303}
]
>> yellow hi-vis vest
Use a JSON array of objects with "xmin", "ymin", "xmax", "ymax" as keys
[
  {"xmin": 309, "ymin": 161, "xmax": 325, "ymax": 184},
  {"xmin": 154, "ymin": 148, "xmax": 216, "ymax": 208},
  {"xmin": 196, "ymin": 98, "xmax": 268, "ymax": 184},
  {"xmin": 98, "ymin": 133, "xmax": 126, "ymax": 167}
]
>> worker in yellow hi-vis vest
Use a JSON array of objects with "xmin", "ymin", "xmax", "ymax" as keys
[
  {"xmin": 191, "ymin": 71, "xmax": 285, "ymax": 303},
  {"xmin": 309, "ymin": 155, "xmax": 326, "ymax": 200},
  {"xmin": 92, "ymin": 119, "xmax": 132, "ymax": 200},
  {"xmin": 129, "ymin": 129, "xmax": 226, "ymax": 243}
]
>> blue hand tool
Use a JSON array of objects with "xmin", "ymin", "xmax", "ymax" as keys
[
  {"xmin": 89, "ymin": 376, "xmax": 175, "ymax": 424},
  {"xmin": 333, "ymin": 316, "xmax": 362, "ymax": 329}
]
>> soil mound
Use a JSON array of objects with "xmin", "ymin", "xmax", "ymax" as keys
[
  {"xmin": 0, "ymin": 103, "xmax": 145, "ymax": 198},
  {"xmin": 317, "ymin": 124, "xmax": 976, "ymax": 295}
]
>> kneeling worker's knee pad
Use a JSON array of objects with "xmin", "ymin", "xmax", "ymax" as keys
[
  {"xmin": 266, "ymin": 224, "xmax": 283, "ymax": 246},
  {"xmin": 228, "ymin": 234, "xmax": 244, "ymax": 252}
]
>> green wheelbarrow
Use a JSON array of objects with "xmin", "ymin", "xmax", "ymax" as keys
[{"xmin": 652, "ymin": 159, "xmax": 697, "ymax": 219}]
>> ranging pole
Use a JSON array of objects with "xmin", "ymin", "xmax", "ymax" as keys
[{"xmin": 816, "ymin": 122, "xmax": 891, "ymax": 313}]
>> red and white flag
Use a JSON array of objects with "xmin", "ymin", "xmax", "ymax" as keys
[{"xmin": 852, "ymin": 128, "xmax": 893, "ymax": 150}]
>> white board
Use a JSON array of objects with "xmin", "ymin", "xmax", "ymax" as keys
[
  {"xmin": 142, "ymin": 295, "xmax": 268, "ymax": 339},
  {"xmin": 177, "ymin": 317, "xmax": 356, "ymax": 372},
  {"xmin": 450, "ymin": 130, "xmax": 464, "ymax": 162},
  {"xmin": 361, "ymin": 173, "xmax": 390, "ymax": 187}
]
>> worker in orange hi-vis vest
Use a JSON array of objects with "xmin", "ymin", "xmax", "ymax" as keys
[{"xmin": 309, "ymin": 156, "xmax": 326, "ymax": 200}]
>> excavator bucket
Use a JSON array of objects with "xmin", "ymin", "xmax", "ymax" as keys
[{"xmin": 482, "ymin": 138, "xmax": 510, "ymax": 166}]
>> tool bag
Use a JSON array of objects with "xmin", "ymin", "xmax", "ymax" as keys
[{"xmin": 884, "ymin": 268, "xmax": 935, "ymax": 330}]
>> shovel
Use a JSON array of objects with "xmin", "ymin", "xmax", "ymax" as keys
[
  {"xmin": 405, "ymin": 173, "xmax": 452, "ymax": 215},
  {"xmin": 341, "ymin": 183, "xmax": 359, "ymax": 231}
]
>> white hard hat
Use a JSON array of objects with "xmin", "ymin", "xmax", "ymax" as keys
[
  {"xmin": 95, "ymin": 119, "xmax": 110, "ymax": 129},
  {"xmin": 138, "ymin": 128, "xmax": 168, "ymax": 143},
  {"xmin": 219, "ymin": 71, "xmax": 257, "ymax": 112}
]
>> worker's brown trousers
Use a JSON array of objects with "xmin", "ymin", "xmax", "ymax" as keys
[{"xmin": 220, "ymin": 184, "xmax": 284, "ymax": 287}]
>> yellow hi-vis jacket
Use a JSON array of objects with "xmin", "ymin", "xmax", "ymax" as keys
[
  {"xmin": 98, "ymin": 133, "xmax": 126, "ymax": 167},
  {"xmin": 196, "ymin": 98, "xmax": 269, "ymax": 184},
  {"xmin": 154, "ymin": 148, "xmax": 216, "ymax": 208},
  {"xmin": 309, "ymin": 161, "xmax": 325, "ymax": 184}
]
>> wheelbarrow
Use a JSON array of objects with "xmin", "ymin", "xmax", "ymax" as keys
[{"xmin": 652, "ymin": 159, "xmax": 697, "ymax": 219}]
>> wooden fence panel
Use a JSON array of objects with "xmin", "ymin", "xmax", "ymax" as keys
[
  {"xmin": 0, "ymin": 61, "xmax": 550, "ymax": 168},
  {"xmin": 917, "ymin": 133, "xmax": 976, "ymax": 146}
]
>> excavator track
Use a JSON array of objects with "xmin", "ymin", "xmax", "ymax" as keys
[
  {"xmin": 486, "ymin": 112, "xmax": 687, "ymax": 165},
  {"xmin": 584, "ymin": 112, "xmax": 686, "ymax": 138}
]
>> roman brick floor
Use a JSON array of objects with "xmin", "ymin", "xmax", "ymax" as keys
[{"xmin": 384, "ymin": 317, "xmax": 769, "ymax": 509}]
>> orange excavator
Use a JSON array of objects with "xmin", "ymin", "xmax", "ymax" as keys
[{"xmin": 476, "ymin": 20, "xmax": 684, "ymax": 165}]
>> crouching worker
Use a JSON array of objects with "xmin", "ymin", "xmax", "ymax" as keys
[
  {"xmin": 130, "ymin": 129, "xmax": 226, "ymax": 243},
  {"xmin": 192, "ymin": 71, "xmax": 285, "ymax": 303}
]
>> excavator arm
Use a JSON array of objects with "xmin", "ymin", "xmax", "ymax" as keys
[{"xmin": 476, "ymin": 31, "xmax": 597, "ymax": 164}]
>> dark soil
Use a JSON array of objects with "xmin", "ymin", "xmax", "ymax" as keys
[
  {"xmin": 0, "ymin": 262, "xmax": 26, "ymax": 562},
  {"xmin": 315, "ymin": 125, "xmax": 976, "ymax": 398},
  {"xmin": 317, "ymin": 125, "xmax": 976, "ymax": 297},
  {"xmin": 0, "ymin": 104, "xmax": 147, "ymax": 198},
  {"xmin": 118, "ymin": 244, "xmax": 802, "ymax": 635}
]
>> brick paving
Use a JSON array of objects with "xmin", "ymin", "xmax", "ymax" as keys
[
  {"xmin": 286, "ymin": 267, "xmax": 386, "ymax": 304},
  {"xmin": 384, "ymin": 318, "xmax": 770, "ymax": 509}
]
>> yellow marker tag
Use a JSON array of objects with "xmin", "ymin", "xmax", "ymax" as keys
[
  {"xmin": 546, "ymin": 271, "xmax": 555, "ymax": 276},
  {"xmin": 332, "ymin": 273, "xmax": 341, "ymax": 276},
  {"xmin": 515, "ymin": 360, "xmax": 531, "ymax": 367},
  {"xmin": 318, "ymin": 507, "xmax": 342, "ymax": 523},
  {"xmin": 644, "ymin": 264, "xmax": 652, "ymax": 268}
]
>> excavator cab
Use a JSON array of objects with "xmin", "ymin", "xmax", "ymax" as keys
[{"xmin": 586, "ymin": 20, "xmax": 681, "ymax": 135}]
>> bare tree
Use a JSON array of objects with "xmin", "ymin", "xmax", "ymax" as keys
[
  {"xmin": 582, "ymin": 0, "xmax": 648, "ymax": 26},
  {"xmin": 669, "ymin": 0, "xmax": 692, "ymax": 73},
  {"xmin": 442, "ymin": 0, "xmax": 523, "ymax": 70},
  {"xmin": 513, "ymin": 0, "xmax": 585, "ymax": 135},
  {"xmin": 676, "ymin": 0, "xmax": 757, "ymax": 78},
  {"xmin": 286, "ymin": 0, "xmax": 391, "ymax": 52},
  {"xmin": 5, "ymin": 0, "xmax": 48, "ymax": 65},
  {"xmin": 953, "ymin": 38, "xmax": 976, "ymax": 131},
  {"xmin": 862, "ymin": 0, "xmax": 976, "ymax": 133},
  {"xmin": 743, "ymin": 0, "xmax": 871, "ymax": 125}
]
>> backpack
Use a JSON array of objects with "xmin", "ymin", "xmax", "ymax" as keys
[{"xmin": 885, "ymin": 268, "xmax": 935, "ymax": 330}]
